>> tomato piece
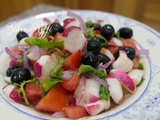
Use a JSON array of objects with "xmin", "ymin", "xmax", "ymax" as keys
[
  {"xmin": 93, "ymin": 30, "xmax": 101, "ymax": 35},
  {"xmin": 63, "ymin": 50, "xmax": 83, "ymax": 70},
  {"xmin": 25, "ymin": 83, "xmax": 42, "ymax": 104},
  {"xmin": 107, "ymin": 46, "xmax": 119, "ymax": 55},
  {"xmin": 53, "ymin": 32, "xmax": 64, "ymax": 50},
  {"xmin": 132, "ymin": 57, "xmax": 139, "ymax": 69},
  {"xmin": 63, "ymin": 106, "xmax": 88, "ymax": 119},
  {"xmin": 52, "ymin": 51, "xmax": 63, "ymax": 57},
  {"xmin": 53, "ymin": 33, "xmax": 64, "ymax": 42},
  {"xmin": 31, "ymin": 25, "xmax": 52, "ymax": 41},
  {"xmin": 120, "ymin": 38, "xmax": 138, "ymax": 50},
  {"xmin": 9, "ymin": 46, "xmax": 23, "ymax": 57},
  {"xmin": 31, "ymin": 28, "xmax": 39, "ymax": 38},
  {"xmin": 62, "ymin": 71, "xmax": 80, "ymax": 91},
  {"xmin": 35, "ymin": 84, "xmax": 68, "ymax": 113}
]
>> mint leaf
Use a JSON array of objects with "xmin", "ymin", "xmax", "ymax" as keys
[
  {"xmin": 25, "ymin": 38, "xmax": 64, "ymax": 48},
  {"xmin": 95, "ymin": 34, "xmax": 107, "ymax": 47},
  {"xmin": 86, "ymin": 27, "xmax": 94, "ymax": 39},
  {"xmin": 138, "ymin": 63, "xmax": 144, "ymax": 70},
  {"xmin": 42, "ymin": 78, "xmax": 61, "ymax": 92},
  {"xmin": 136, "ymin": 77, "xmax": 145, "ymax": 87},
  {"xmin": 115, "ymin": 31, "xmax": 120, "ymax": 40},
  {"xmin": 86, "ymin": 21, "xmax": 93, "ymax": 28},
  {"xmin": 78, "ymin": 64, "xmax": 107, "ymax": 80},
  {"xmin": 17, "ymin": 56, "xmax": 24, "ymax": 66},
  {"xmin": 50, "ymin": 56, "xmax": 64, "ymax": 78},
  {"xmin": 99, "ymin": 85, "xmax": 110, "ymax": 101}
]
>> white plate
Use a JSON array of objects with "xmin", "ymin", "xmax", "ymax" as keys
[{"xmin": 0, "ymin": 10, "xmax": 160, "ymax": 120}]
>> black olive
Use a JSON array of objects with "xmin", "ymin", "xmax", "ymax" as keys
[
  {"xmin": 81, "ymin": 51, "xmax": 99, "ymax": 68},
  {"xmin": 99, "ymin": 53, "xmax": 111, "ymax": 64},
  {"xmin": 115, "ymin": 46, "xmax": 136, "ymax": 60},
  {"xmin": 89, "ymin": 23, "xmax": 101, "ymax": 30},
  {"xmin": 10, "ymin": 67, "xmax": 31, "ymax": 84},
  {"xmin": 99, "ymin": 53, "xmax": 111, "ymax": 70},
  {"xmin": 118, "ymin": 27, "xmax": 133, "ymax": 38},
  {"xmin": 87, "ymin": 36, "xmax": 102, "ymax": 52},
  {"xmin": 48, "ymin": 23, "xmax": 63, "ymax": 36},
  {"xmin": 16, "ymin": 31, "xmax": 29, "ymax": 42},
  {"xmin": 101, "ymin": 24, "xmax": 115, "ymax": 40},
  {"xmin": 6, "ymin": 66, "xmax": 19, "ymax": 77}
]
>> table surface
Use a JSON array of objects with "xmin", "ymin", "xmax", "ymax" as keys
[{"xmin": 0, "ymin": 3, "xmax": 159, "ymax": 33}]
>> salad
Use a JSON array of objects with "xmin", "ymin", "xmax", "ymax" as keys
[{"xmin": 2, "ymin": 11, "xmax": 149, "ymax": 119}]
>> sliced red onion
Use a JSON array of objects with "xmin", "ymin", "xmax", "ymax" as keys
[
  {"xmin": 26, "ymin": 46, "xmax": 41, "ymax": 60},
  {"xmin": 62, "ymin": 70, "xmax": 74, "ymax": 80},
  {"xmin": 86, "ymin": 73, "xmax": 109, "ymax": 88},
  {"xmin": 5, "ymin": 47, "xmax": 22, "ymax": 58},
  {"xmin": 136, "ymin": 49, "xmax": 149, "ymax": 55},
  {"xmin": 77, "ymin": 75, "xmax": 86, "ymax": 105},
  {"xmin": 67, "ymin": 11, "xmax": 86, "ymax": 34},
  {"xmin": 43, "ymin": 17, "xmax": 51, "ymax": 24},
  {"xmin": 96, "ymin": 61, "xmax": 111, "ymax": 71},
  {"xmin": 18, "ymin": 45, "xmax": 29, "ymax": 52},
  {"xmin": 23, "ymin": 51, "xmax": 29, "ymax": 70},
  {"xmin": 51, "ymin": 111, "xmax": 66, "ymax": 118},
  {"xmin": 17, "ymin": 45, "xmax": 30, "ymax": 69},
  {"xmin": 2, "ymin": 84, "xmax": 10, "ymax": 90},
  {"xmin": 63, "ymin": 18, "xmax": 76, "ymax": 27}
]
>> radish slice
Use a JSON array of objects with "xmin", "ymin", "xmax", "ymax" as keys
[
  {"xmin": 108, "ymin": 37, "xmax": 123, "ymax": 47},
  {"xmin": 63, "ymin": 18, "xmax": 80, "ymax": 29},
  {"xmin": 52, "ymin": 111, "xmax": 66, "ymax": 118},
  {"xmin": 9, "ymin": 59, "xmax": 19, "ymax": 67},
  {"xmin": 67, "ymin": 11, "xmax": 86, "ymax": 34},
  {"xmin": 74, "ymin": 78, "xmax": 100, "ymax": 106},
  {"xmin": 112, "ymin": 50, "xmax": 133, "ymax": 72},
  {"xmin": 77, "ymin": 75, "xmax": 86, "ymax": 105},
  {"xmin": 63, "ymin": 18, "xmax": 76, "ymax": 26},
  {"xmin": 106, "ymin": 74, "xmax": 123, "ymax": 104},
  {"xmin": 63, "ymin": 26, "xmax": 86, "ymax": 53},
  {"xmin": 128, "ymin": 69, "xmax": 144, "ymax": 85},
  {"xmin": 34, "ymin": 54, "xmax": 58, "ymax": 82},
  {"xmin": 2, "ymin": 84, "xmax": 25, "ymax": 104},
  {"xmin": 62, "ymin": 26, "xmax": 80, "ymax": 37},
  {"xmin": 110, "ymin": 69, "xmax": 136, "ymax": 93},
  {"xmin": 85, "ymin": 99, "xmax": 111, "ymax": 116},
  {"xmin": 18, "ymin": 37, "xmax": 29, "ymax": 45}
]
